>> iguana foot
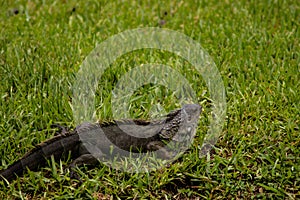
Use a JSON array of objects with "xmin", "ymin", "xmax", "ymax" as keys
[
  {"xmin": 68, "ymin": 154, "xmax": 99, "ymax": 181},
  {"xmin": 50, "ymin": 124, "xmax": 69, "ymax": 135}
]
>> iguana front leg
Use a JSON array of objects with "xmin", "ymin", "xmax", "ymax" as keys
[{"xmin": 147, "ymin": 141, "xmax": 176, "ymax": 159}]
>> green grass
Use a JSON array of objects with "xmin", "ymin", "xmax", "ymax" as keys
[{"xmin": 0, "ymin": 0, "xmax": 299, "ymax": 199}]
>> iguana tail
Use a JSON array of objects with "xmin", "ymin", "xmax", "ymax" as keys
[
  {"xmin": 0, "ymin": 132, "xmax": 80, "ymax": 182},
  {"xmin": 0, "ymin": 147, "xmax": 49, "ymax": 182}
]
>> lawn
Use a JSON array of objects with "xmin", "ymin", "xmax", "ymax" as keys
[{"xmin": 0, "ymin": 0, "xmax": 299, "ymax": 199}]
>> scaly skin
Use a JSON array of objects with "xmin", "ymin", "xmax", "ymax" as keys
[{"xmin": 0, "ymin": 104, "xmax": 201, "ymax": 182}]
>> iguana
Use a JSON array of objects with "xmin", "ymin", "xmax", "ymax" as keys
[{"xmin": 0, "ymin": 104, "xmax": 201, "ymax": 182}]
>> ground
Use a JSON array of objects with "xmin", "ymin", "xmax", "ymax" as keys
[{"xmin": 0, "ymin": 0, "xmax": 299, "ymax": 199}]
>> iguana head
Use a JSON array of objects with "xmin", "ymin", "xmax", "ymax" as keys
[{"xmin": 159, "ymin": 104, "xmax": 202, "ymax": 142}]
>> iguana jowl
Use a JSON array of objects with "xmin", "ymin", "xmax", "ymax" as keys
[{"xmin": 0, "ymin": 104, "xmax": 201, "ymax": 182}]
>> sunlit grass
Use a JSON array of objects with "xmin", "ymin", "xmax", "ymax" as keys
[{"xmin": 0, "ymin": 0, "xmax": 299, "ymax": 199}]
